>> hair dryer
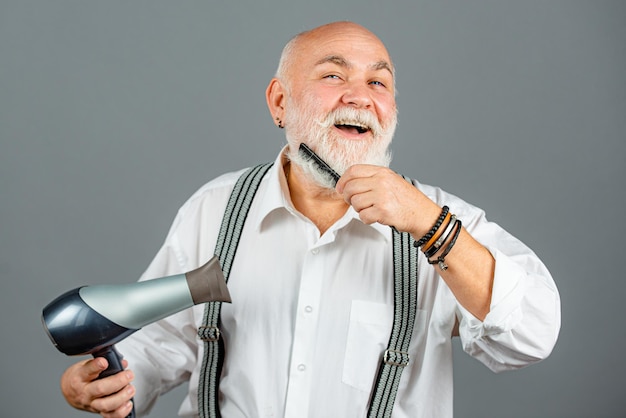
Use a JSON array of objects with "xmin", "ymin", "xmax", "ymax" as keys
[{"xmin": 41, "ymin": 255, "xmax": 231, "ymax": 418}]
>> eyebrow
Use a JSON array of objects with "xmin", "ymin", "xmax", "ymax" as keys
[
  {"xmin": 315, "ymin": 55, "xmax": 394, "ymax": 76},
  {"xmin": 371, "ymin": 60, "xmax": 394, "ymax": 76}
]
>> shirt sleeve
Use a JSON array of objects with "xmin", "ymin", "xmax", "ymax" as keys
[
  {"xmin": 116, "ymin": 173, "xmax": 238, "ymax": 416},
  {"xmin": 418, "ymin": 180, "xmax": 561, "ymax": 373},
  {"xmin": 116, "ymin": 231, "xmax": 199, "ymax": 416},
  {"xmin": 454, "ymin": 198, "xmax": 561, "ymax": 373}
]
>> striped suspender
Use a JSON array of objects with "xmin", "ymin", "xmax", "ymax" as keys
[
  {"xmin": 367, "ymin": 227, "xmax": 419, "ymax": 418},
  {"xmin": 197, "ymin": 162, "xmax": 273, "ymax": 418},
  {"xmin": 197, "ymin": 165, "xmax": 419, "ymax": 418}
]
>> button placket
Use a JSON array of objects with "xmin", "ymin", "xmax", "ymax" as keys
[{"xmin": 284, "ymin": 244, "xmax": 325, "ymax": 417}]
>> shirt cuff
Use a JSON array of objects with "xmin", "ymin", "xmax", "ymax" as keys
[{"xmin": 458, "ymin": 249, "xmax": 525, "ymax": 340}]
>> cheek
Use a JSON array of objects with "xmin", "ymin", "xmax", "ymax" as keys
[
  {"xmin": 312, "ymin": 84, "xmax": 346, "ymax": 106},
  {"xmin": 294, "ymin": 89, "xmax": 332, "ymax": 116},
  {"xmin": 377, "ymin": 104, "xmax": 397, "ymax": 128},
  {"xmin": 383, "ymin": 93, "xmax": 397, "ymax": 114}
]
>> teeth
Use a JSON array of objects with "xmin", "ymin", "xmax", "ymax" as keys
[{"xmin": 335, "ymin": 121, "xmax": 369, "ymax": 130}]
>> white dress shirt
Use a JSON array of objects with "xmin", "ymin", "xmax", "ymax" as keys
[{"xmin": 117, "ymin": 149, "xmax": 560, "ymax": 418}]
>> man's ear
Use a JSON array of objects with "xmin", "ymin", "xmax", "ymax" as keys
[{"xmin": 266, "ymin": 78, "xmax": 286, "ymax": 127}]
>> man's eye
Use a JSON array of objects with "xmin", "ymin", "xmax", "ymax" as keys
[
  {"xmin": 370, "ymin": 80, "xmax": 386, "ymax": 87},
  {"xmin": 324, "ymin": 74, "xmax": 340, "ymax": 79}
]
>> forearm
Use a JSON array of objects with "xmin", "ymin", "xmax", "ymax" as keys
[
  {"xmin": 406, "ymin": 198, "xmax": 495, "ymax": 320},
  {"xmin": 426, "ymin": 227, "xmax": 495, "ymax": 320}
]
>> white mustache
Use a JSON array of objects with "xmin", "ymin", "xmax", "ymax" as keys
[{"xmin": 316, "ymin": 107, "xmax": 384, "ymax": 137}]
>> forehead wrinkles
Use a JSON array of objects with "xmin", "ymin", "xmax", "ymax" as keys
[{"xmin": 314, "ymin": 54, "xmax": 394, "ymax": 78}]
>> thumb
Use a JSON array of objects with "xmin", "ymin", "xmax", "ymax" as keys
[{"xmin": 82, "ymin": 357, "xmax": 109, "ymax": 380}]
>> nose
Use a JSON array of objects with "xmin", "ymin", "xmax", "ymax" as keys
[{"xmin": 341, "ymin": 82, "xmax": 373, "ymax": 109}]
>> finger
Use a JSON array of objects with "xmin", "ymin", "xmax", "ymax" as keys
[
  {"xmin": 91, "ymin": 383, "xmax": 135, "ymax": 416},
  {"xmin": 348, "ymin": 191, "xmax": 375, "ymax": 213},
  {"xmin": 355, "ymin": 206, "xmax": 380, "ymax": 225},
  {"xmin": 88, "ymin": 369, "xmax": 134, "ymax": 400},
  {"xmin": 343, "ymin": 164, "xmax": 381, "ymax": 178},
  {"xmin": 83, "ymin": 357, "xmax": 109, "ymax": 380},
  {"xmin": 339, "ymin": 165, "xmax": 400, "ymax": 197},
  {"xmin": 99, "ymin": 400, "xmax": 133, "ymax": 418},
  {"xmin": 355, "ymin": 195, "xmax": 399, "ymax": 225},
  {"xmin": 346, "ymin": 182, "xmax": 414, "ymax": 229},
  {"xmin": 343, "ymin": 174, "xmax": 400, "ymax": 210},
  {"xmin": 336, "ymin": 164, "xmax": 379, "ymax": 192},
  {"xmin": 339, "ymin": 173, "xmax": 382, "ymax": 205}
]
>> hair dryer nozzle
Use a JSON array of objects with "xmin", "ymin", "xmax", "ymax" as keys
[{"xmin": 186, "ymin": 256, "xmax": 231, "ymax": 304}]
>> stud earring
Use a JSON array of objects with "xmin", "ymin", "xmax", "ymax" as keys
[{"xmin": 276, "ymin": 116, "xmax": 284, "ymax": 129}]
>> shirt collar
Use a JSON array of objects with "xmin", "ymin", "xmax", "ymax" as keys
[{"xmin": 253, "ymin": 146, "xmax": 391, "ymax": 242}]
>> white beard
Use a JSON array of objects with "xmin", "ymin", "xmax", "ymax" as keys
[{"xmin": 284, "ymin": 96, "xmax": 397, "ymax": 189}]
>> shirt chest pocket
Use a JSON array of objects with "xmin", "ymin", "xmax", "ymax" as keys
[{"xmin": 342, "ymin": 301, "xmax": 394, "ymax": 392}]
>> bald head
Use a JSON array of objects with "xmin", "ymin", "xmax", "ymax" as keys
[{"xmin": 275, "ymin": 22, "xmax": 395, "ymax": 92}]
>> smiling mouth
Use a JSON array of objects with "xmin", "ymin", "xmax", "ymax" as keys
[{"xmin": 334, "ymin": 123, "xmax": 370, "ymax": 135}]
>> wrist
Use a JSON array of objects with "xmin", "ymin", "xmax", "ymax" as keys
[
  {"xmin": 412, "ymin": 205, "xmax": 449, "ymax": 248},
  {"xmin": 426, "ymin": 218, "xmax": 462, "ymax": 271}
]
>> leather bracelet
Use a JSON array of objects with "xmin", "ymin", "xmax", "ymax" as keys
[
  {"xmin": 413, "ymin": 205, "xmax": 449, "ymax": 248},
  {"xmin": 421, "ymin": 212, "xmax": 452, "ymax": 255},
  {"xmin": 423, "ymin": 214, "xmax": 457, "ymax": 258},
  {"xmin": 428, "ymin": 219, "xmax": 462, "ymax": 271}
]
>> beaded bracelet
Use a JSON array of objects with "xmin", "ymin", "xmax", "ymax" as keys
[
  {"xmin": 413, "ymin": 205, "xmax": 449, "ymax": 248},
  {"xmin": 423, "ymin": 214, "xmax": 457, "ymax": 258},
  {"xmin": 428, "ymin": 219, "xmax": 462, "ymax": 271}
]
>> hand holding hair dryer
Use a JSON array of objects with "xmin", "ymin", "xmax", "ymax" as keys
[{"xmin": 41, "ymin": 256, "xmax": 231, "ymax": 418}]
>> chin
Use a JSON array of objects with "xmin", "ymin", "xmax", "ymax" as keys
[{"xmin": 322, "ymin": 136, "xmax": 392, "ymax": 172}]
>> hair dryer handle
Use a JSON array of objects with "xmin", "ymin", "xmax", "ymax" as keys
[{"xmin": 93, "ymin": 345, "xmax": 136, "ymax": 418}]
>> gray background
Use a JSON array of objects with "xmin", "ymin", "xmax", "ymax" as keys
[{"xmin": 1, "ymin": 1, "xmax": 624, "ymax": 417}]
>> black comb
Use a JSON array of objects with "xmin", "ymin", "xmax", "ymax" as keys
[{"xmin": 298, "ymin": 143, "xmax": 341, "ymax": 186}]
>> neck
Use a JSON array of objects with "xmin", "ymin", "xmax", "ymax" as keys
[{"xmin": 284, "ymin": 162, "xmax": 349, "ymax": 235}]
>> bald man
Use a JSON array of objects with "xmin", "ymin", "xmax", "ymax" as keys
[{"xmin": 60, "ymin": 22, "xmax": 560, "ymax": 418}]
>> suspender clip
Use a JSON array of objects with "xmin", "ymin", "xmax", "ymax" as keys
[
  {"xmin": 198, "ymin": 326, "xmax": 221, "ymax": 342},
  {"xmin": 383, "ymin": 349, "xmax": 410, "ymax": 367}
]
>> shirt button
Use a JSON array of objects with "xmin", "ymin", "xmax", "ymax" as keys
[
  {"xmin": 305, "ymin": 306, "xmax": 313, "ymax": 313},
  {"xmin": 311, "ymin": 248, "xmax": 319, "ymax": 255},
  {"xmin": 297, "ymin": 364, "xmax": 306, "ymax": 372}
]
